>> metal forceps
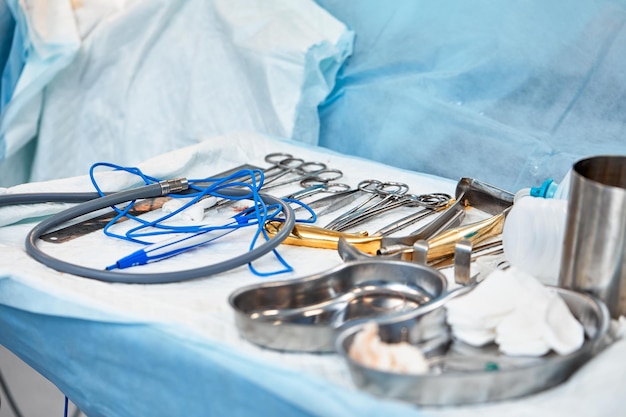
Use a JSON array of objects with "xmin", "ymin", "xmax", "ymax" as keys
[
  {"xmin": 259, "ymin": 153, "xmax": 307, "ymax": 185},
  {"xmin": 326, "ymin": 182, "xmax": 451, "ymax": 233},
  {"xmin": 209, "ymin": 153, "xmax": 301, "ymax": 210},
  {"xmin": 283, "ymin": 178, "xmax": 352, "ymax": 201},
  {"xmin": 324, "ymin": 180, "xmax": 410, "ymax": 231},
  {"xmin": 372, "ymin": 191, "xmax": 451, "ymax": 216},
  {"xmin": 280, "ymin": 178, "xmax": 356, "ymax": 218},
  {"xmin": 212, "ymin": 153, "xmax": 309, "ymax": 206},
  {"xmin": 371, "ymin": 192, "xmax": 452, "ymax": 236},
  {"xmin": 218, "ymin": 153, "xmax": 302, "ymax": 190},
  {"xmin": 261, "ymin": 158, "xmax": 343, "ymax": 190}
]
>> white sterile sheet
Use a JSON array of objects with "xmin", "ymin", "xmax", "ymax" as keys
[{"xmin": 0, "ymin": 132, "xmax": 624, "ymax": 417}]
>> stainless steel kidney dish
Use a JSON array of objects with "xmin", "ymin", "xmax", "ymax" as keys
[
  {"xmin": 335, "ymin": 287, "xmax": 610, "ymax": 406},
  {"xmin": 229, "ymin": 259, "xmax": 448, "ymax": 352}
]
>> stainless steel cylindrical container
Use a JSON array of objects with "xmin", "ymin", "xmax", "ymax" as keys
[{"xmin": 559, "ymin": 155, "xmax": 626, "ymax": 318}]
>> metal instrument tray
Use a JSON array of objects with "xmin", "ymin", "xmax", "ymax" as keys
[
  {"xmin": 229, "ymin": 259, "xmax": 448, "ymax": 352},
  {"xmin": 335, "ymin": 287, "xmax": 610, "ymax": 406}
]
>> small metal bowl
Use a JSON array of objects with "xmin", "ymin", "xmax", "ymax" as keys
[
  {"xmin": 229, "ymin": 259, "xmax": 448, "ymax": 352},
  {"xmin": 336, "ymin": 287, "xmax": 610, "ymax": 406}
]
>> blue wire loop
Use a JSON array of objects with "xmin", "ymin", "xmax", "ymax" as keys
[{"xmin": 88, "ymin": 163, "xmax": 315, "ymax": 277}]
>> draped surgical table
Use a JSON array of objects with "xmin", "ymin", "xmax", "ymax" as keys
[{"xmin": 1, "ymin": 133, "xmax": 625, "ymax": 417}]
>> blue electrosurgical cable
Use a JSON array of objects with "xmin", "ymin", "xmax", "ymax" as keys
[
  {"xmin": 88, "ymin": 164, "xmax": 270, "ymax": 243},
  {"xmin": 106, "ymin": 227, "xmax": 238, "ymax": 270},
  {"xmin": 89, "ymin": 164, "xmax": 300, "ymax": 276},
  {"xmin": 23, "ymin": 179, "xmax": 298, "ymax": 283},
  {"xmin": 105, "ymin": 202, "xmax": 288, "ymax": 271}
]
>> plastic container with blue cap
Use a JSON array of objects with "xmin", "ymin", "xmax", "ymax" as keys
[
  {"xmin": 503, "ymin": 170, "xmax": 571, "ymax": 283},
  {"xmin": 514, "ymin": 170, "xmax": 572, "ymax": 202}
]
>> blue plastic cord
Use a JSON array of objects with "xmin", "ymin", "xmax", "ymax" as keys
[
  {"xmin": 234, "ymin": 198, "xmax": 317, "ymax": 276},
  {"xmin": 88, "ymin": 163, "xmax": 312, "ymax": 277},
  {"xmin": 90, "ymin": 165, "xmax": 268, "ymax": 241}
]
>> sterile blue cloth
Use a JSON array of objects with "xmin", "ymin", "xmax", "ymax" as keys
[
  {"xmin": 314, "ymin": 0, "xmax": 626, "ymax": 192},
  {"xmin": 0, "ymin": 0, "xmax": 352, "ymax": 185},
  {"xmin": 5, "ymin": 0, "xmax": 626, "ymax": 192},
  {"xmin": 0, "ymin": 0, "xmax": 81, "ymax": 186},
  {"xmin": 0, "ymin": 0, "xmax": 17, "ymax": 108},
  {"xmin": 0, "ymin": 0, "xmax": 81, "ymax": 149},
  {"xmin": 0, "ymin": 303, "xmax": 424, "ymax": 417}
]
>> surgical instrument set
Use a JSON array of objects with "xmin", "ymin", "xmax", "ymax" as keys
[
  {"xmin": 8, "ymin": 151, "xmax": 507, "ymax": 285},
  {"xmin": 251, "ymin": 153, "xmax": 344, "ymax": 190},
  {"xmin": 324, "ymin": 180, "xmax": 451, "ymax": 232},
  {"xmin": 264, "ymin": 178, "xmax": 514, "ymax": 267},
  {"xmin": 31, "ymin": 154, "xmax": 451, "ymax": 249}
]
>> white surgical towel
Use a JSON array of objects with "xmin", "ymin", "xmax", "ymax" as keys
[{"xmin": 445, "ymin": 267, "xmax": 585, "ymax": 356}]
